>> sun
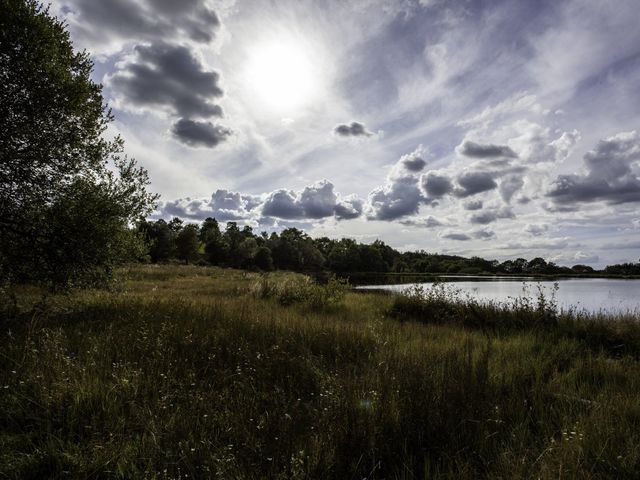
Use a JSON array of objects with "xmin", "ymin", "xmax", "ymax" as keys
[{"xmin": 244, "ymin": 41, "xmax": 317, "ymax": 113}]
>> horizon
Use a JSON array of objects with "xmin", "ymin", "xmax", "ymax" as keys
[{"xmin": 53, "ymin": 0, "xmax": 640, "ymax": 268}]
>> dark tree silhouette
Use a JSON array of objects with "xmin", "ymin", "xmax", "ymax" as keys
[
  {"xmin": 0, "ymin": 1, "xmax": 158, "ymax": 289},
  {"xmin": 176, "ymin": 224, "xmax": 200, "ymax": 264}
]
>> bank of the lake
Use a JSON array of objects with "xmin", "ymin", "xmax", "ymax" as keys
[
  {"xmin": 357, "ymin": 277, "xmax": 640, "ymax": 315},
  {"xmin": 2, "ymin": 264, "xmax": 640, "ymax": 479}
]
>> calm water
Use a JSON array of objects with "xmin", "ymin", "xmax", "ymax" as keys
[{"xmin": 357, "ymin": 277, "xmax": 640, "ymax": 314}]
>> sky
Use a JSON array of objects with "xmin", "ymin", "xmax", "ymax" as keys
[{"xmin": 52, "ymin": 0, "xmax": 640, "ymax": 267}]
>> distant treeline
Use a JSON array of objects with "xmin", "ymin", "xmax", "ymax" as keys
[{"xmin": 138, "ymin": 217, "xmax": 640, "ymax": 277}]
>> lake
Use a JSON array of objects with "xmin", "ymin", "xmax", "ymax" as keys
[{"xmin": 357, "ymin": 277, "xmax": 640, "ymax": 315}]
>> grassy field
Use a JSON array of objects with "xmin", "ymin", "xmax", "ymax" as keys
[{"xmin": 2, "ymin": 265, "xmax": 640, "ymax": 479}]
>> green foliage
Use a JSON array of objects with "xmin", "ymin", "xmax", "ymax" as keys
[
  {"xmin": 604, "ymin": 260, "xmax": 640, "ymax": 276},
  {"xmin": 252, "ymin": 274, "xmax": 348, "ymax": 309},
  {"xmin": 175, "ymin": 224, "xmax": 200, "ymax": 264},
  {"xmin": 0, "ymin": 1, "xmax": 158, "ymax": 290},
  {"xmin": 253, "ymin": 246, "xmax": 274, "ymax": 271},
  {"xmin": 141, "ymin": 218, "xmax": 636, "ymax": 279}
]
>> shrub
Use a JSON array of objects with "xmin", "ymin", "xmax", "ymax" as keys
[{"xmin": 251, "ymin": 274, "xmax": 349, "ymax": 309}]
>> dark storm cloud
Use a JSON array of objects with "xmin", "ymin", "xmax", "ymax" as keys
[
  {"xmin": 109, "ymin": 42, "xmax": 224, "ymax": 118},
  {"xmin": 457, "ymin": 140, "xmax": 518, "ymax": 159},
  {"xmin": 171, "ymin": 119, "xmax": 232, "ymax": 148},
  {"xmin": 60, "ymin": 0, "xmax": 220, "ymax": 47},
  {"xmin": 421, "ymin": 172, "xmax": 453, "ymax": 198},
  {"xmin": 454, "ymin": 171, "xmax": 498, "ymax": 197},
  {"xmin": 547, "ymin": 131, "xmax": 640, "ymax": 205},
  {"xmin": 333, "ymin": 121, "xmax": 373, "ymax": 137}
]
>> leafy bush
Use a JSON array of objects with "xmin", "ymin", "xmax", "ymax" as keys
[{"xmin": 251, "ymin": 274, "xmax": 349, "ymax": 309}]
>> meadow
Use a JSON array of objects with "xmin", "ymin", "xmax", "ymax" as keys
[{"xmin": 1, "ymin": 265, "xmax": 640, "ymax": 479}]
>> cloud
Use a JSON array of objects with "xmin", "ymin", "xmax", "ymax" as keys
[
  {"xmin": 261, "ymin": 190, "xmax": 303, "ymax": 219},
  {"xmin": 547, "ymin": 131, "xmax": 640, "ymax": 205},
  {"xmin": 298, "ymin": 181, "xmax": 339, "ymax": 218},
  {"xmin": 472, "ymin": 229, "xmax": 495, "ymax": 240},
  {"xmin": 508, "ymin": 121, "xmax": 580, "ymax": 164},
  {"xmin": 57, "ymin": 0, "xmax": 221, "ymax": 53},
  {"xmin": 469, "ymin": 207, "xmax": 515, "ymax": 225},
  {"xmin": 333, "ymin": 121, "xmax": 373, "ymax": 137},
  {"xmin": 159, "ymin": 189, "xmax": 258, "ymax": 221},
  {"xmin": 601, "ymin": 240, "xmax": 640, "ymax": 249},
  {"xmin": 457, "ymin": 140, "xmax": 517, "ymax": 158},
  {"xmin": 498, "ymin": 174, "xmax": 525, "ymax": 203},
  {"xmin": 400, "ymin": 216, "xmax": 444, "ymax": 228},
  {"xmin": 524, "ymin": 223, "xmax": 549, "ymax": 236},
  {"xmin": 261, "ymin": 181, "xmax": 363, "ymax": 220},
  {"xmin": 366, "ymin": 146, "xmax": 426, "ymax": 220},
  {"xmin": 454, "ymin": 171, "xmax": 498, "ymax": 197},
  {"xmin": 457, "ymin": 93, "xmax": 541, "ymax": 128},
  {"xmin": 366, "ymin": 181, "xmax": 422, "ymax": 220},
  {"xmin": 109, "ymin": 42, "xmax": 224, "ymax": 118},
  {"xmin": 157, "ymin": 181, "xmax": 364, "ymax": 222},
  {"xmin": 501, "ymin": 238, "xmax": 571, "ymax": 250},
  {"xmin": 334, "ymin": 195, "xmax": 364, "ymax": 220},
  {"xmin": 441, "ymin": 231, "xmax": 471, "ymax": 241},
  {"xmin": 171, "ymin": 119, "xmax": 232, "ymax": 148},
  {"xmin": 463, "ymin": 200, "xmax": 483, "ymax": 211},
  {"xmin": 401, "ymin": 154, "xmax": 427, "ymax": 172},
  {"xmin": 421, "ymin": 171, "xmax": 453, "ymax": 198}
]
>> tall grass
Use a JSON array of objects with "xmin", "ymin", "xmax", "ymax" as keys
[{"xmin": 1, "ymin": 265, "xmax": 640, "ymax": 478}]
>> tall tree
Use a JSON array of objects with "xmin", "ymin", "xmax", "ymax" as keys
[
  {"xmin": 0, "ymin": 1, "xmax": 158, "ymax": 289},
  {"xmin": 175, "ymin": 224, "xmax": 200, "ymax": 265}
]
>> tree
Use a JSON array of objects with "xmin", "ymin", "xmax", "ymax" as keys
[
  {"xmin": 175, "ymin": 224, "xmax": 200, "ymax": 264},
  {"xmin": 0, "ymin": 1, "xmax": 158, "ymax": 289},
  {"xmin": 571, "ymin": 264, "xmax": 594, "ymax": 274},
  {"xmin": 199, "ymin": 217, "xmax": 221, "ymax": 243},
  {"xmin": 527, "ymin": 257, "xmax": 548, "ymax": 274},
  {"xmin": 168, "ymin": 217, "xmax": 184, "ymax": 233},
  {"xmin": 140, "ymin": 220, "xmax": 175, "ymax": 263},
  {"xmin": 237, "ymin": 237, "xmax": 258, "ymax": 268},
  {"xmin": 253, "ymin": 246, "xmax": 274, "ymax": 271}
]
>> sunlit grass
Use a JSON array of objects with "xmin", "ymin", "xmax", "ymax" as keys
[{"xmin": 1, "ymin": 264, "xmax": 639, "ymax": 478}]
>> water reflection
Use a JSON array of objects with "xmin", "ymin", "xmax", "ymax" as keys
[{"xmin": 356, "ymin": 277, "xmax": 640, "ymax": 315}]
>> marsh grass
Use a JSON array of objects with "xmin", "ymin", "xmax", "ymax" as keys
[
  {"xmin": 1, "ymin": 265, "xmax": 640, "ymax": 478},
  {"xmin": 250, "ymin": 274, "xmax": 348, "ymax": 310}
]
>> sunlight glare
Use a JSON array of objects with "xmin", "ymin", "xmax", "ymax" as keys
[{"xmin": 245, "ymin": 41, "xmax": 317, "ymax": 113}]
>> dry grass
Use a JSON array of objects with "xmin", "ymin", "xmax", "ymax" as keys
[{"xmin": 1, "ymin": 265, "xmax": 639, "ymax": 479}]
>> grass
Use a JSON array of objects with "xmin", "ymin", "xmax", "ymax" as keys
[{"xmin": 1, "ymin": 265, "xmax": 640, "ymax": 479}]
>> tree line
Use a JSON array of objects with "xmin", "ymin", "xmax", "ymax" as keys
[{"xmin": 137, "ymin": 217, "xmax": 640, "ymax": 277}]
